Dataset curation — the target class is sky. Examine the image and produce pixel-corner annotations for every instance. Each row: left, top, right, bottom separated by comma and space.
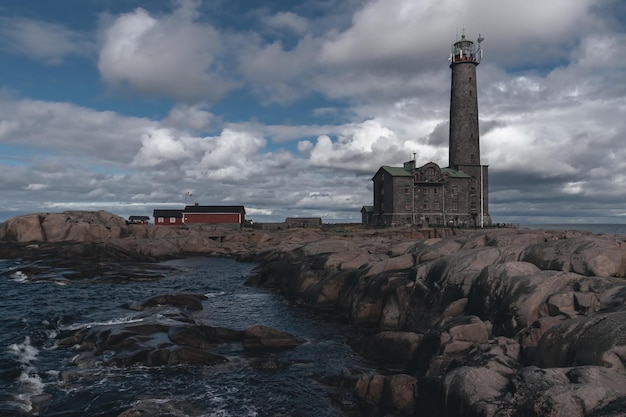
0, 0, 625, 225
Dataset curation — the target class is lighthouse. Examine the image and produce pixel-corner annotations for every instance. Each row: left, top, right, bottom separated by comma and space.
364, 32, 491, 228
448, 33, 490, 226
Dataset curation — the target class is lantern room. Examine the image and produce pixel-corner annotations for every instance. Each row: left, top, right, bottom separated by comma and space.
450, 33, 484, 65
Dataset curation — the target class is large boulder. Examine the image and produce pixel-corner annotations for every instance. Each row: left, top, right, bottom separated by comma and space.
0, 211, 127, 243
355, 331, 423, 370
521, 236, 626, 277
242, 325, 300, 351
354, 373, 418, 417
535, 309, 626, 370
442, 366, 509, 417
507, 366, 626, 417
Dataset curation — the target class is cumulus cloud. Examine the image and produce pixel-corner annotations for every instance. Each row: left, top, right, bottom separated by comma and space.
189, 129, 267, 181
262, 11, 309, 35
0, 17, 93, 64
161, 104, 219, 134
132, 128, 193, 168
98, 1, 239, 102
320, 0, 597, 69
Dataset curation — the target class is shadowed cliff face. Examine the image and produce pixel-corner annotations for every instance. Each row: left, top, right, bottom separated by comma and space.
3, 211, 626, 416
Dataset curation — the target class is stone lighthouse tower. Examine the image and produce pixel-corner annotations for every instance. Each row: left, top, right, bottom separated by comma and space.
448, 33, 490, 226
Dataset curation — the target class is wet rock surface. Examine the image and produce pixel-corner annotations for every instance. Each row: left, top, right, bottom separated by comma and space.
56, 297, 299, 370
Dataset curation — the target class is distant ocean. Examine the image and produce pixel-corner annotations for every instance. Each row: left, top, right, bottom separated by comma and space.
523, 224, 626, 237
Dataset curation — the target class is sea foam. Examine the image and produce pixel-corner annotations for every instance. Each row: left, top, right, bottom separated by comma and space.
8, 336, 45, 412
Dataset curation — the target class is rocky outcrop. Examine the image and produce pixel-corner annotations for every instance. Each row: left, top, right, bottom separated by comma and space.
4, 211, 626, 416
0, 211, 127, 243
57, 294, 299, 370
246, 227, 626, 416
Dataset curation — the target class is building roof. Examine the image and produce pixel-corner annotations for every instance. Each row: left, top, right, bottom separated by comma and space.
153, 209, 183, 218
378, 166, 413, 177
183, 205, 246, 214
441, 167, 472, 178
375, 163, 474, 181
128, 215, 150, 220
361, 205, 374, 213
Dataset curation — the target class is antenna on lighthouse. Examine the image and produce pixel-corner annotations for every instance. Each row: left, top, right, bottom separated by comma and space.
476, 33, 485, 62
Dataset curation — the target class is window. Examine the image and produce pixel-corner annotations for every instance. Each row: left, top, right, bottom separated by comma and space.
404, 204, 412, 211
433, 202, 440, 210
425, 167, 436, 181
170, 217, 176, 223
452, 202, 458, 211
434, 188, 438, 194
158, 217, 164, 223
404, 186, 411, 195
423, 203, 429, 211
452, 186, 458, 196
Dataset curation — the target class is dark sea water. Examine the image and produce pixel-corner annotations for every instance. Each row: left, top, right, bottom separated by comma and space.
0, 256, 374, 417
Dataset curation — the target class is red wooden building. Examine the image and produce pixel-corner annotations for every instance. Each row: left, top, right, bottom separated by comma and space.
153, 205, 245, 227
183, 205, 245, 225
153, 209, 184, 226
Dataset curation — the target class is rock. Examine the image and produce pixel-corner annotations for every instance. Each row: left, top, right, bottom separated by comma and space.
354, 373, 417, 417
357, 331, 423, 370
521, 236, 626, 277
443, 366, 509, 417
382, 374, 418, 416
0, 211, 126, 243
366, 253, 415, 276
298, 239, 359, 256
354, 373, 385, 411
242, 325, 300, 351
414, 238, 463, 263
168, 325, 244, 348
509, 366, 626, 417
535, 309, 626, 369
379, 278, 416, 330
467, 262, 578, 336
166, 346, 228, 366
0, 213, 45, 242
443, 298, 468, 319
117, 399, 198, 417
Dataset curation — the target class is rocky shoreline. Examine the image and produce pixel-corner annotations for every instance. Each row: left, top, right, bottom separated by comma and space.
2, 211, 626, 416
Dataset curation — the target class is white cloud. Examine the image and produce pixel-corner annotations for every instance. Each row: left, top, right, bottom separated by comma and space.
161, 104, 219, 134
190, 129, 267, 181
98, 1, 239, 102
320, 0, 598, 69
25, 183, 48, 191
0, 17, 93, 64
132, 128, 192, 168
0, 97, 153, 161
263, 12, 309, 35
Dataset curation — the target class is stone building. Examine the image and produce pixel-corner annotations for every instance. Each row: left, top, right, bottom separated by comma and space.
363, 33, 491, 228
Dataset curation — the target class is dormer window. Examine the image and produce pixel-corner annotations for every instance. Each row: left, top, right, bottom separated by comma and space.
425, 167, 436, 181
